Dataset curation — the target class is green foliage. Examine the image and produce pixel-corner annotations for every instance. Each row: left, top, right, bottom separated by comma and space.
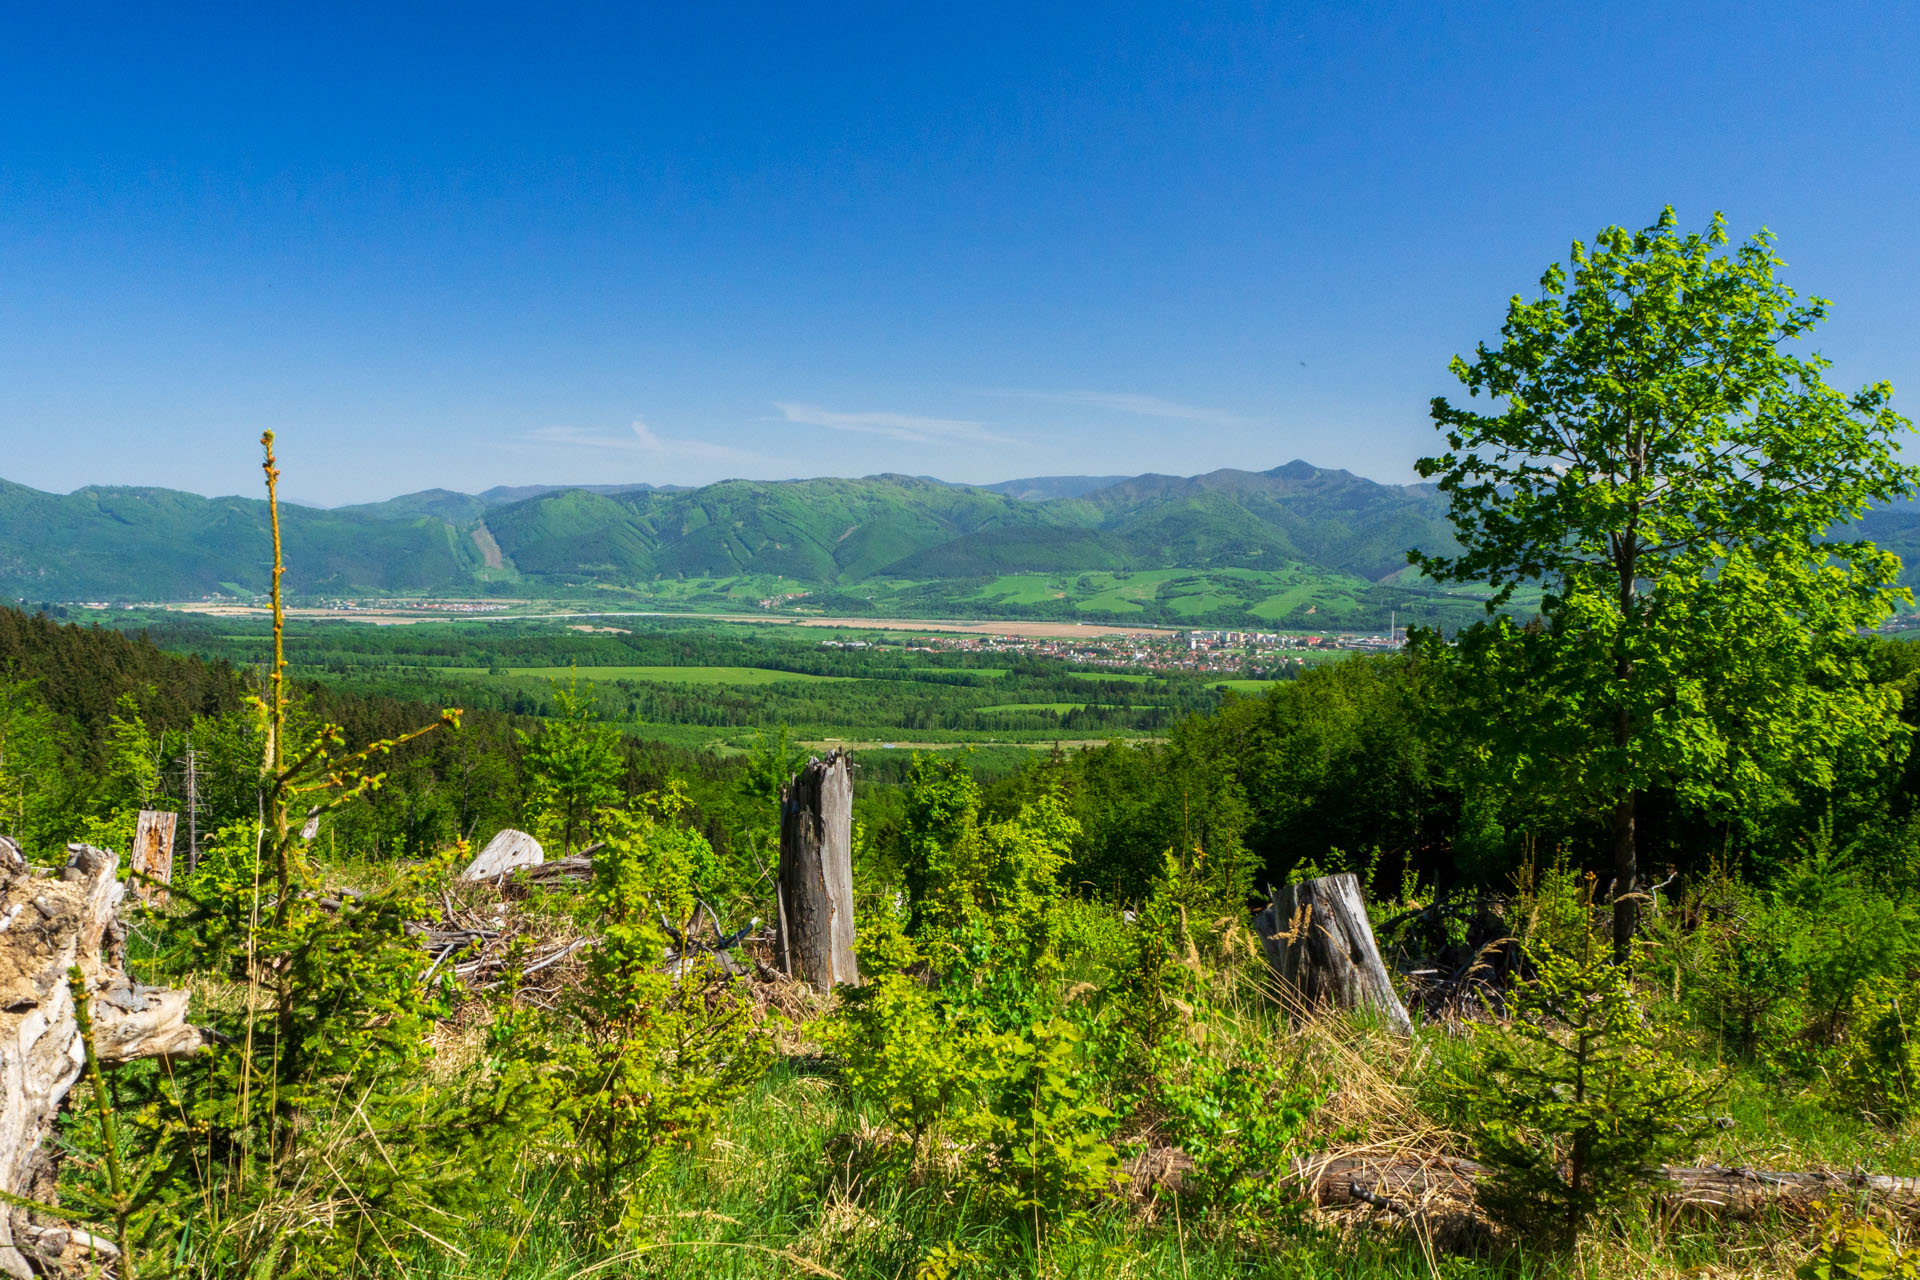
902, 753, 1075, 970
1457, 938, 1721, 1246
1211, 655, 1439, 891
1831, 979, 1920, 1123
500, 789, 776, 1240
1509, 851, 1595, 959
73, 690, 163, 853
1798, 1208, 1920, 1280
832, 976, 976, 1147
1152, 1019, 1318, 1227
77, 433, 540, 1278
517, 672, 625, 853
0, 676, 65, 851
832, 758, 1128, 1235
1413, 207, 1918, 955
973, 1017, 1124, 1227
1656, 869, 1809, 1057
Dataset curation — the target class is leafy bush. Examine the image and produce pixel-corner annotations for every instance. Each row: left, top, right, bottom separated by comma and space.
828, 916, 992, 1152
1832, 978, 1920, 1123
832, 756, 1127, 1236
902, 754, 1074, 970
1798, 1207, 1920, 1279
1153, 1019, 1318, 1227
974, 1017, 1124, 1228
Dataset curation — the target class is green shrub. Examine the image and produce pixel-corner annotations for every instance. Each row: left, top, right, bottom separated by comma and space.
500, 790, 777, 1241
1457, 938, 1721, 1246
833, 757, 1126, 1236
1510, 850, 1593, 958
974, 1017, 1124, 1229
1798, 1207, 1920, 1279
827, 916, 994, 1152
1152, 1019, 1318, 1228
1832, 978, 1920, 1123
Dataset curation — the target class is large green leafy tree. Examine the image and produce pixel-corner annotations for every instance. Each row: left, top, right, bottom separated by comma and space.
1411, 209, 1917, 958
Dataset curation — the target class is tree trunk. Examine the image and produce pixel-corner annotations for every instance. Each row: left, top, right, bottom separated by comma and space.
777, 752, 858, 990
0, 841, 208, 1278
1611, 791, 1637, 963
1255, 873, 1412, 1035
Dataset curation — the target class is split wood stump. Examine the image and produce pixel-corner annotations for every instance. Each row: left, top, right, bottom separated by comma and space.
1256, 872, 1413, 1035
130, 809, 177, 905
0, 840, 208, 1277
776, 751, 858, 990
460, 827, 544, 882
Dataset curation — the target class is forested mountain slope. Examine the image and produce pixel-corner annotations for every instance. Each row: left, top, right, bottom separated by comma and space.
5, 461, 1914, 613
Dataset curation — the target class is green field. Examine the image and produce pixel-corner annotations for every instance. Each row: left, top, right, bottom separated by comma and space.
128, 613, 1238, 755
445, 664, 850, 685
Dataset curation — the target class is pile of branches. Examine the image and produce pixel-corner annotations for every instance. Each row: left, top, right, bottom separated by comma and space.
409, 880, 772, 1009
1375, 896, 1524, 1022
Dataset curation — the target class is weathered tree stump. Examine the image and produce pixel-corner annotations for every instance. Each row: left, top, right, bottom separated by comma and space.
1256, 873, 1413, 1035
776, 752, 858, 990
0, 842, 208, 1278
130, 809, 176, 904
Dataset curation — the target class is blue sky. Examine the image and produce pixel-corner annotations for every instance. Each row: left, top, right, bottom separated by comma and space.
2, 3, 1915, 505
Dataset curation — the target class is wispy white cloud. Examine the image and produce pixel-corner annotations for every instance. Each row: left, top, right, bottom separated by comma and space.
976, 388, 1246, 425
773, 402, 1012, 446
524, 420, 771, 466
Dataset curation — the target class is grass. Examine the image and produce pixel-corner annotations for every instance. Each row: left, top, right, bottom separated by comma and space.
125, 845, 1910, 1280
378, 1063, 1501, 1279
368, 1000, 1863, 1280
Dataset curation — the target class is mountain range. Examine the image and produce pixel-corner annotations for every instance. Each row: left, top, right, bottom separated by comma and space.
4, 461, 1914, 629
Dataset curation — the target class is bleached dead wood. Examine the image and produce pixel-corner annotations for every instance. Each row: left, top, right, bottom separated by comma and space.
1292, 1152, 1920, 1218
459, 828, 543, 881
776, 752, 858, 990
1256, 874, 1413, 1035
0, 843, 209, 1278
519, 855, 593, 883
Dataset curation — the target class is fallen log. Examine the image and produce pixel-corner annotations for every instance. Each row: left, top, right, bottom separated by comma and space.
517, 854, 596, 884
1292, 1152, 1920, 1218
0, 842, 209, 1278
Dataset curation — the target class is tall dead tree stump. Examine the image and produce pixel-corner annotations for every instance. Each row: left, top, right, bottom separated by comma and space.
1256, 872, 1413, 1035
777, 751, 858, 990
130, 809, 176, 905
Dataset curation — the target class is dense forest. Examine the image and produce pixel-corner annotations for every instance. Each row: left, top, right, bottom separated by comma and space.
9, 598, 1920, 922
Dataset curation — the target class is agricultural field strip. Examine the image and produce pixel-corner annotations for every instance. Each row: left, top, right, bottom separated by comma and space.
440, 664, 854, 685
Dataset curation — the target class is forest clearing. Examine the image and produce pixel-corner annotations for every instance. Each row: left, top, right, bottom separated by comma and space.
3, 197, 1919, 1280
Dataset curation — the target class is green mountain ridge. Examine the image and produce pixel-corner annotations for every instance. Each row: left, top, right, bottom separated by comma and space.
7, 462, 1915, 627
